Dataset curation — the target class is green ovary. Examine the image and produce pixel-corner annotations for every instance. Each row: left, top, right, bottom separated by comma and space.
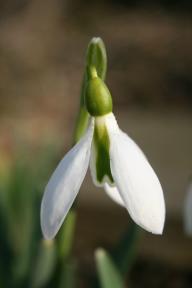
94, 121, 114, 184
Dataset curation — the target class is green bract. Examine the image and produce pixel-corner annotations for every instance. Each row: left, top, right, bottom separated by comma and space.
85, 67, 113, 117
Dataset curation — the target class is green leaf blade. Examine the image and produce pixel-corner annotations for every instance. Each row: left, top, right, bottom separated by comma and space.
95, 248, 124, 288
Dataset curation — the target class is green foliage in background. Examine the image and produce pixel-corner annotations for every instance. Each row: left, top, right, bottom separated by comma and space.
0, 148, 54, 287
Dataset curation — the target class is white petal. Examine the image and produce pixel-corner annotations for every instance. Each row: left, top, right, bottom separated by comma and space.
40, 119, 94, 239
104, 183, 125, 207
183, 181, 192, 236
106, 114, 165, 234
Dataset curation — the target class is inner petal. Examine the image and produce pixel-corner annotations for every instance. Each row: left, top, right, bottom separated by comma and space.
90, 116, 114, 186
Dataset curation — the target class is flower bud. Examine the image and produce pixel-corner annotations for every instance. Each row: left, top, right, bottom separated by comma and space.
85, 67, 113, 116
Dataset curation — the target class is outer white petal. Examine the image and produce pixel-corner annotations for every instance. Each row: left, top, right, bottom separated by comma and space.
105, 113, 165, 234
41, 119, 94, 239
183, 181, 192, 236
104, 183, 125, 207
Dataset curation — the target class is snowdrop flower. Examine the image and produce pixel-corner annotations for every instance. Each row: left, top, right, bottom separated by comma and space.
183, 180, 192, 236
41, 67, 165, 240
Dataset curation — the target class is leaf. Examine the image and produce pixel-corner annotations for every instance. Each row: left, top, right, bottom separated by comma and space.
57, 260, 77, 288
57, 209, 76, 260
95, 248, 124, 288
31, 240, 57, 288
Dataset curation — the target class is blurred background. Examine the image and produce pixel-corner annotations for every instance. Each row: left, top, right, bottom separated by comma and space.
0, 0, 192, 287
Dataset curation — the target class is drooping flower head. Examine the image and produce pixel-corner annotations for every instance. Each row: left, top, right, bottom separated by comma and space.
41, 39, 165, 240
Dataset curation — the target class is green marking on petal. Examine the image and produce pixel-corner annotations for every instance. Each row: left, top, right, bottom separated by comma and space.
93, 117, 114, 184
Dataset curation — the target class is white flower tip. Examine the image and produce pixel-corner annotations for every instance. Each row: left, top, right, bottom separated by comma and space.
149, 217, 165, 235
41, 224, 53, 241
40, 205, 57, 240
138, 203, 166, 235
139, 219, 165, 235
